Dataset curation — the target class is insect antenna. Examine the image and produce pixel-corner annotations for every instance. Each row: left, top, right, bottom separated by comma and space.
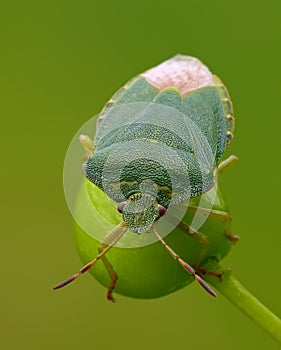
152, 225, 216, 297
53, 222, 127, 290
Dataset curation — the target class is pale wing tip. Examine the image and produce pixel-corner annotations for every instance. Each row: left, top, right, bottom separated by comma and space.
142, 54, 215, 95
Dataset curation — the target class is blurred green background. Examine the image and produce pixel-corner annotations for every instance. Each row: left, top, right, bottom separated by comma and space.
1, 0, 280, 349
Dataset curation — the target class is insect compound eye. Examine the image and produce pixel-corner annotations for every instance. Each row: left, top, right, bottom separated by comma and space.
157, 205, 167, 217
117, 202, 126, 213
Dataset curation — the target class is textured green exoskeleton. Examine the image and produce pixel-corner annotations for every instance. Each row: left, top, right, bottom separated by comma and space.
54, 55, 236, 300
84, 55, 234, 233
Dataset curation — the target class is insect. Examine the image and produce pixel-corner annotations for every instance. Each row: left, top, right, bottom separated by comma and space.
54, 55, 237, 301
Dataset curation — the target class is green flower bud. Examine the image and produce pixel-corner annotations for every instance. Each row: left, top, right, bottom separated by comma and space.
74, 179, 233, 299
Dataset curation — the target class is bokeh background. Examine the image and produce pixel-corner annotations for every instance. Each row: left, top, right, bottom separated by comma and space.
1, 0, 280, 349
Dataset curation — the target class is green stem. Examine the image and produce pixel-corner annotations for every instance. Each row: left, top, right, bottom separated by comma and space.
204, 261, 281, 344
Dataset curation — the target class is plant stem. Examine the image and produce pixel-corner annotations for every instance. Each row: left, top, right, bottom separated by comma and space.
204, 261, 281, 344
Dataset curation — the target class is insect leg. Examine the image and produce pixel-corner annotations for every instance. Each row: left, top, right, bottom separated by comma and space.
224, 222, 240, 243
97, 242, 119, 302
175, 220, 213, 274
216, 155, 238, 175
152, 225, 216, 297
166, 211, 209, 247
79, 134, 95, 154
165, 212, 222, 278
53, 222, 127, 291
186, 206, 239, 243
187, 205, 231, 222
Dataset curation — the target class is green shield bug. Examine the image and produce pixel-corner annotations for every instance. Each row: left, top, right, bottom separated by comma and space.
54, 55, 238, 301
